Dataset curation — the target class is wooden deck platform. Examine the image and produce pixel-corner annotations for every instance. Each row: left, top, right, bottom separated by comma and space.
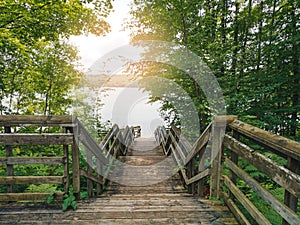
0, 137, 239, 225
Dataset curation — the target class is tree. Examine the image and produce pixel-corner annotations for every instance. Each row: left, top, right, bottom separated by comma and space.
127, 0, 299, 139
0, 0, 112, 115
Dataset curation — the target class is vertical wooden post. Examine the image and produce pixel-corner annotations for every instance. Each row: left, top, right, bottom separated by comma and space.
187, 161, 193, 194
96, 158, 103, 195
62, 127, 70, 194
282, 157, 299, 225
4, 126, 13, 193
230, 130, 239, 198
86, 147, 93, 198
197, 148, 207, 197
71, 125, 80, 201
210, 116, 225, 199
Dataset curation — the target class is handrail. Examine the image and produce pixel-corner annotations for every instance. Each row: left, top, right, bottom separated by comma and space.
155, 115, 300, 225
0, 115, 135, 202
71, 118, 135, 199
0, 115, 74, 201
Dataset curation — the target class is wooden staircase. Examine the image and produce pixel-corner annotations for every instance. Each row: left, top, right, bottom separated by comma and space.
0, 137, 238, 224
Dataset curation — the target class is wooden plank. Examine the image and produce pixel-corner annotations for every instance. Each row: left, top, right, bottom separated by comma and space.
71, 125, 80, 200
214, 115, 238, 127
225, 157, 300, 225
0, 176, 64, 184
0, 157, 64, 165
77, 120, 108, 163
4, 126, 14, 193
185, 122, 211, 165
186, 168, 210, 185
170, 133, 186, 162
0, 134, 73, 145
62, 127, 70, 195
221, 192, 252, 225
80, 170, 104, 185
224, 135, 300, 198
283, 157, 300, 225
210, 124, 224, 199
171, 144, 189, 184
223, 175, 272, 225
0, 115, 73, 126
100, 124, 119, 151
86, 148, 93, 197
229, 120, 300, 161
0, 192, 64, 201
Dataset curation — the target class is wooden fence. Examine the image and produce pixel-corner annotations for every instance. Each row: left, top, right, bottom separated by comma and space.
155, 115, 300, 225
0, 115, 134, 201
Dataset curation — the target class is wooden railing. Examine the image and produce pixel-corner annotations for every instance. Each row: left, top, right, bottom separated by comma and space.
0, 115, 134, 201
155, 115, 300, 225
74, 118, 134, 199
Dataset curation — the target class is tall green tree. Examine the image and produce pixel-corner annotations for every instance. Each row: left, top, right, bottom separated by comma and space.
128, 0, 299, 138
0, 0, 112, 115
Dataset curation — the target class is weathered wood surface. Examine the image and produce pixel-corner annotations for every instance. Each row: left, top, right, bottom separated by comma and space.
0, 115, 73, 126
225, 157, 300, 225
0, 134, 74, 145
223, 175, 272, 225
224, 134, 300, 198
0, 192, 64, 201
0, 176, 64, 185
0, 157, 64, 165
229, 119, 300, 161
0, 137, 238, 225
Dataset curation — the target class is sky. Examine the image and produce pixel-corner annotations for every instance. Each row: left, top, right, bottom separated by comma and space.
69, 0, 165, 136
69, 0, 132, 71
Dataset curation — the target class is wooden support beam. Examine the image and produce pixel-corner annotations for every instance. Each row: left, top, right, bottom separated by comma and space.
210, 119, 225, 199
283, 157, 300, 225
71, 126, 80, 201
185, 122, 211, 165
86, 148, 93, 198
223, 175, 272, 225
0, 157, 64, 165
224, 135, 300, 198
0, 192, 64, 201
229, 120, 300, 161
4, 126, 13, 193
0, 115, 73, 127
62, 127, 70, 196
221, 192, 251, 225
0, 134, 73, 145
225, 157, 300, 225
0, 176, 64, 184
80, 170, 104, 185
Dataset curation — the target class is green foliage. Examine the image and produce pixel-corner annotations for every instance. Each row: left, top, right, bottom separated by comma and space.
0, 0, 112, 115
25, 184, 57, 193
127, 0, 300, 140
62, 186, 77, 211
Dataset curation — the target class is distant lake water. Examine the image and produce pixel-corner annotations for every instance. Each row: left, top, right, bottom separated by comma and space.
99, 87, 165, 137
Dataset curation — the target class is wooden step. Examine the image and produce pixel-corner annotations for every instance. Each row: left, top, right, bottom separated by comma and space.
0, 137, 239, 225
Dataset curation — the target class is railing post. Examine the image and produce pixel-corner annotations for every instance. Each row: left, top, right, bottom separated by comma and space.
71, 124, 80, 201
62, 127, 70, 195
230, 130, 239, 198
197, 148, 207, 197
96, 158, 103, 195
86, 147, 93, 198
210, 116, 225, 199
4, 126, 13, 193
282, 157, 299, 225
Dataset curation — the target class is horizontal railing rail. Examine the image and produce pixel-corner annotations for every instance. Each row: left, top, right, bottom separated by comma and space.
0, 115, 74, 201
0, 115, 135, 202
223, 120, 300, 225
73, 119, 134, 198
155, 115, 300, 225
